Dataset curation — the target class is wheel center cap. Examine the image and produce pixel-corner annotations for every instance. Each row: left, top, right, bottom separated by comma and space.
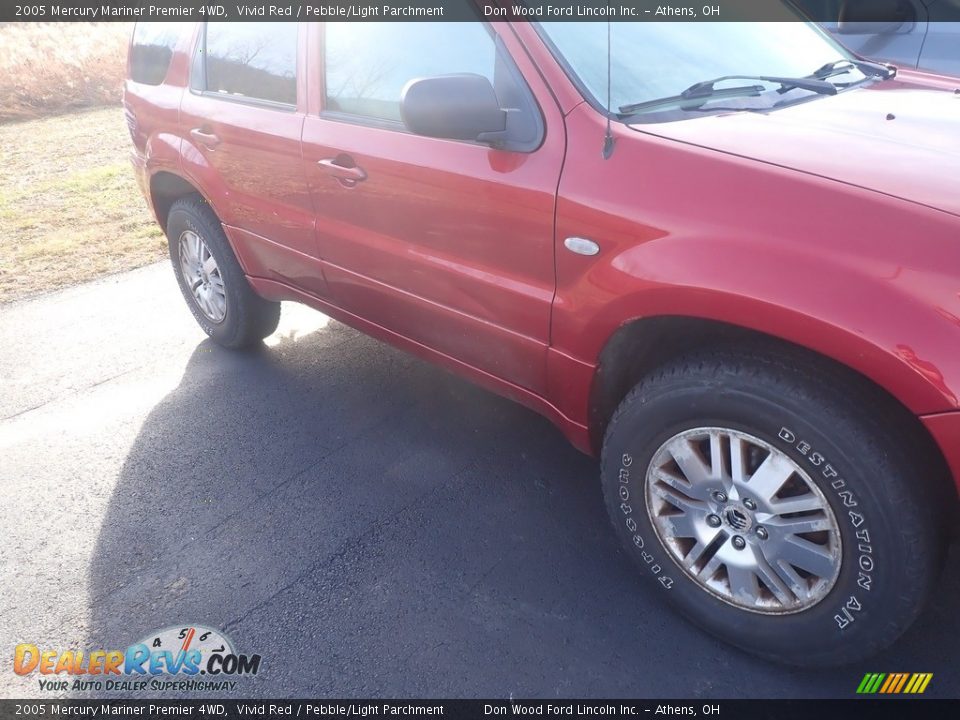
725, 506, 753, 532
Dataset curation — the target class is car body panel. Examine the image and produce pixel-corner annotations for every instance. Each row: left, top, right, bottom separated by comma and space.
922, 411, 960, 488
299, 115, 560, 391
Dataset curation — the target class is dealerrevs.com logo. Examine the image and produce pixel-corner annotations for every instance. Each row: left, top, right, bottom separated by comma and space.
14, 625, 261, 693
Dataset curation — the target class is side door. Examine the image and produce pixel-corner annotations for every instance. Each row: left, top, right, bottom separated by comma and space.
300, 20, 565, 394
179, 22, 327, 297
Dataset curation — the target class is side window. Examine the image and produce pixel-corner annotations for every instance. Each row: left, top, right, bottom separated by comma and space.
324, 22, 496, 122
130, 22, 184, 85
200, 23, 298, 106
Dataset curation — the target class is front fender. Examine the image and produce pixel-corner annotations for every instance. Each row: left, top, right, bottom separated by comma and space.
553, 107, 960, 420
566, 236, 959, 416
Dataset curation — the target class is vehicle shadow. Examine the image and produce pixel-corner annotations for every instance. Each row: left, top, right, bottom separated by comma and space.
85, 317, 960, 698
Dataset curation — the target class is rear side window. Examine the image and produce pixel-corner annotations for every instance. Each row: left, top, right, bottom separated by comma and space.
130, 23, 183, 85
201, 23, 298, 106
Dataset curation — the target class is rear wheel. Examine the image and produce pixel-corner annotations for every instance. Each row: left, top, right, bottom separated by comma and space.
601, 348, 945, 666
166, 197, 280, 348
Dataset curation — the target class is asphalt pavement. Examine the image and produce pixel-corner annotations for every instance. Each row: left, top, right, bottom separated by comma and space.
2, 262, 959, 699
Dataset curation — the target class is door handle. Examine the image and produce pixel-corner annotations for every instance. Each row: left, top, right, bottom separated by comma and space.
317, 156, 367, 187
190, 128, 221, 150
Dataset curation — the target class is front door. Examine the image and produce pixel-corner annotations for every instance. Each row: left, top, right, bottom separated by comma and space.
301, 20, 565, 393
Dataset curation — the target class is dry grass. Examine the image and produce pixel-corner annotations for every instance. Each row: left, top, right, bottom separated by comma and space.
0, 107, 167, 303
0, 23, 131, 122
0, 24, 165, 302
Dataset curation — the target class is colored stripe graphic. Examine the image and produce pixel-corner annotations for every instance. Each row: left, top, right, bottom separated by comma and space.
893, 673, 910, 693
879, 674, 896, 693
856, 673, 885, 694
857, 673, 933, 694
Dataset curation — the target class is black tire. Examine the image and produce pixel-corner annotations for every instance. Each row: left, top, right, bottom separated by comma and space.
600, 347, 945, 666
166, 196, 280, 349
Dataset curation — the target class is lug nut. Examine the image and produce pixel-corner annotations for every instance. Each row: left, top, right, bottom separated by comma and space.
713, 491, 727, 503
706, 514, 721, 528
756, 527, 768, 540
732, 536, 746, 550
743, 498, 756, 510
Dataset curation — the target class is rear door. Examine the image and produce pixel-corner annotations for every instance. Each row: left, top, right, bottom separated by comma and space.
180, 22, 327, 297
301, 20, 565, 393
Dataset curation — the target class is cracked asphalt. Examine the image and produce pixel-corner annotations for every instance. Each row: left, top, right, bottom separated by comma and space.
2, 262, 959, 699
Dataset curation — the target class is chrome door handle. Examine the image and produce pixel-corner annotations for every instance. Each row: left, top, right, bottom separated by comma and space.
317, 157, 367, 187
190, 128, 221, 150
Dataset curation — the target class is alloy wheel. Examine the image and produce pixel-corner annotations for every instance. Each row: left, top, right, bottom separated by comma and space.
645, 427, 841, 614
178, 229, 226, 323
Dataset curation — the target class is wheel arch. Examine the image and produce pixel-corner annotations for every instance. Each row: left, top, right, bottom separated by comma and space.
149, 171, 207, 232
588, 315, 958, 530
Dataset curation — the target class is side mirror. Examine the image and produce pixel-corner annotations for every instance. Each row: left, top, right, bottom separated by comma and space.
838, 0, 914, 34
400, 74, 507, 144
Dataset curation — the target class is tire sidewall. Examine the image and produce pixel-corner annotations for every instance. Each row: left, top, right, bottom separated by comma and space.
602, 377, 926, 664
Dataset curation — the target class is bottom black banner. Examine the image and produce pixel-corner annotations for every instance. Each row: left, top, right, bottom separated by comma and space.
2, 700, 960, 720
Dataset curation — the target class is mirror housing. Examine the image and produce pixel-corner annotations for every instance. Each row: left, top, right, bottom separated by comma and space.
400, 74, 507, 144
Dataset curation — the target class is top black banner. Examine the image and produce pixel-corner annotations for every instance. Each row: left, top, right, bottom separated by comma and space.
1, 0, 929, 23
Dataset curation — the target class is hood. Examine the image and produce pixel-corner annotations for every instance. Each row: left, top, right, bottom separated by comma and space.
635, 82, 960, 218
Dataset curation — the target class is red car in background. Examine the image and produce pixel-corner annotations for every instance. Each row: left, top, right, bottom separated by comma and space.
124, 12, 960, 666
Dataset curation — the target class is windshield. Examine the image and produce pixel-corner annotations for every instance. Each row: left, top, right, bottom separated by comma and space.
538, 20, 867, 121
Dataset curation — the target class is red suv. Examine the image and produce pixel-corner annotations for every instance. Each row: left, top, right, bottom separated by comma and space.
124, 15, 960, 666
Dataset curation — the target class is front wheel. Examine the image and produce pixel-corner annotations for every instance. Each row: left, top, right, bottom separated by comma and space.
601, 349, 945, 666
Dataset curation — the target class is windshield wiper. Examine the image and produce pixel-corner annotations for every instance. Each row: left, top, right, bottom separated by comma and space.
812, 58, 897, 81
619, 74, 837, 116
683, 75, 839, 99
619, 84, 766, 115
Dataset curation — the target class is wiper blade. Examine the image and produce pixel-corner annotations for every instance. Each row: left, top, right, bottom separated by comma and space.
812, 58, 897, 80
681, 75, 839, 99
619, 84, 765, 115
618, 74, 839, 117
